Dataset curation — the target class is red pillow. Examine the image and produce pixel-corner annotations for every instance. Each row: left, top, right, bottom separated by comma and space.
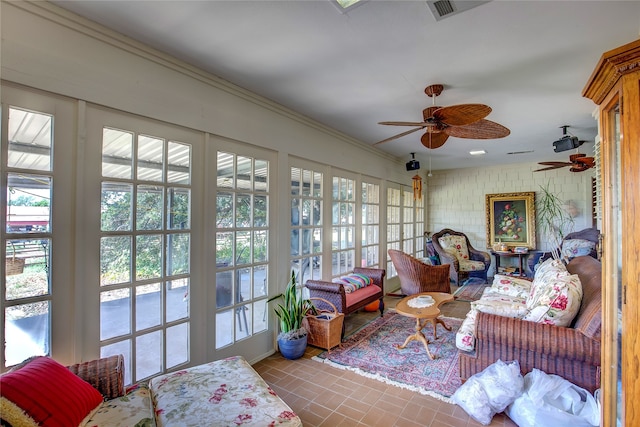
0, 356, 103, 426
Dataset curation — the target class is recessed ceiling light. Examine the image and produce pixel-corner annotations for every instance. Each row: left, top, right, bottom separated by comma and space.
469, 150, 487, 156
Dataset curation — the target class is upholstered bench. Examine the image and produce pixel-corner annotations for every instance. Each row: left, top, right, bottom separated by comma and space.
305, 267, 386, 337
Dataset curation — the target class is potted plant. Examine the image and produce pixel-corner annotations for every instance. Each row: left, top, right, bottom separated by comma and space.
267, 270, 314, 360
537, 181, 574, 260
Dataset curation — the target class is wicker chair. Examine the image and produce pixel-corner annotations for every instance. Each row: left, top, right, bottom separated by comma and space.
431, 228, 491, 285
388, 249, 451, 296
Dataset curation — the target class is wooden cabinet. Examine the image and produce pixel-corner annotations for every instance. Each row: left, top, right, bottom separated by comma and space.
583, 38, 640, 427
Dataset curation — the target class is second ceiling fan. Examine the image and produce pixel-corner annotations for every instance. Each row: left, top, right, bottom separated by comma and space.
374, 84, 510, 149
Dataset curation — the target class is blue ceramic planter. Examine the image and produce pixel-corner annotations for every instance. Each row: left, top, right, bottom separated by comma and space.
277, 335, 307, 360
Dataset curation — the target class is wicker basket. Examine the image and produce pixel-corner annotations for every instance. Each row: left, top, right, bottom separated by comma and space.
304, 297, 344, 351
5, 243, 25, 276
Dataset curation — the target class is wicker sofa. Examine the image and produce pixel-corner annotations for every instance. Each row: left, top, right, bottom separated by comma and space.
305, 267, 385, 337
1, 354, 301, 426
458, 255, 602, 393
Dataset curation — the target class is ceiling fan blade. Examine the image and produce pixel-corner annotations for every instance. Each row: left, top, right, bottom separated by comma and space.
378, 121, 429, 127
420, 132, 448, 149
570, 164, 592, 172
432, 104, 492, 126
534, 164, 570, 172
537, 161, 574, 167
575, 156, 595, 167
443, 119, 511, 139
372, 127, 423, 146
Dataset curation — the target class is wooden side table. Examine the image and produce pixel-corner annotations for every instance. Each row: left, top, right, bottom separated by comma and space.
491, 250, 531, 277
394, 292, 454, 359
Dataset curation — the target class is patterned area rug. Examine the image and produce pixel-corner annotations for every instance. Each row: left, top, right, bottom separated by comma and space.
453, 281, 490, 302
312, 312, 462, 402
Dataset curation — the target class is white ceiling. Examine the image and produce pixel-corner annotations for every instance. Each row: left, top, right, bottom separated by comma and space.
51, 0, 640, 171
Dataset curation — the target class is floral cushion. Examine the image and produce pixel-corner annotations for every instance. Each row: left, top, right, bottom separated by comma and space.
488, 275, 532, 299
83, 383, 155, 426
527, 258, 569, 306
456, 310, 478, 352
459, 259, 487, 272
333, 273, 373, 294
149, 355, 301, 427
438, 235, 470, 262
523, 274, 583, 326
561, 238, 596, 261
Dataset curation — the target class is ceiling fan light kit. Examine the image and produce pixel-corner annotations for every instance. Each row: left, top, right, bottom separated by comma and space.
374, 84, 510, 149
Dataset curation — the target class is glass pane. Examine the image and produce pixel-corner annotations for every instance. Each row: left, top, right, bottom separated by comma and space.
235, 231, 251, 264
313, 172, 322, 197
8, 107, 53, 171
136, 235, 162, 280
6, 173, 51, 234
102, 128, 133, 179
303, 170, 313, 197
136, 331, 162, 380
100, 236, 131, 286
253, 301, 268, 334
236, 267, 250, 305
253, 266, 267, 298
101, 182, 132, 232
101, 289, 130, 340
236, 156, 252, 190
166, 323, 189, 368
312, 200, 322, 226
254, 159, 268, 192
215, 309, 233, 349
167, 233, 190, 276
167, 141, 191, 184
254, 195, 267, 227
136, 185, 163, 230
137, 135, 164, 182
290, 167, 301, 196
216, 193, 233, 229
236, 304, 251, 338
216, 232, 233, 266
253, 230, 267, 263
5, 302, 50, 366
5, 239, 50, 299
166, 279, 189, 322
136, 283, 161, 331
235, 194, 251, 227
101, 340, 132, 385
332, 177, 339, 199
216, 270, 233, 309
167, 188, 190, 230
217, 152, 234, 188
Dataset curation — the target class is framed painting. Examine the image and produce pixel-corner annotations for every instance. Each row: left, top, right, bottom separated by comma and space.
485, 192, 536, 249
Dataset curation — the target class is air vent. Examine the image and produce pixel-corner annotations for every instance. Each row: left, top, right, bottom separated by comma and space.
426, 0, 491, 21
506, 150, 534, 155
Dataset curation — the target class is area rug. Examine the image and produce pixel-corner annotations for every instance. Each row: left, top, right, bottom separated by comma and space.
312, 312, 462, 402
453, 280, 489, 302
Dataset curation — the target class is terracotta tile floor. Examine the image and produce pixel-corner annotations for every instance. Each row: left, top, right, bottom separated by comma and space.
253, 285, 519, 427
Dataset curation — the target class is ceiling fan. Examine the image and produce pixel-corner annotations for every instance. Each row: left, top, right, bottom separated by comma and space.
534, 153, 595, 173
373, 84, 510, 149
534, 126, 595, 172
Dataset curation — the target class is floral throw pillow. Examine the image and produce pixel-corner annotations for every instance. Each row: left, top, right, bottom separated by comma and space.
523, 274, 583, 326
561, 238, 596, 261
489, 275, 532, 299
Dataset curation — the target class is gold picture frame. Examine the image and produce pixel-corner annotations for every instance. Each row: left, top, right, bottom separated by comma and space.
486, 192, 536, 249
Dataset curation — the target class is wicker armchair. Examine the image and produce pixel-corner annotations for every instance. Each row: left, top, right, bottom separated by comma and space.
431, 228, 491, 285
67, 354, 125, 399
388, 249, 451, 296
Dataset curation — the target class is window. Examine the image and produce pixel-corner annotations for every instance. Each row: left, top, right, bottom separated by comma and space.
215, 152, 269, 349
332, 175, 355, 277
361, 181, 380, 267
386, 185, 401, 278
99, 127, 192, 383
2, 107, 54, 367
290, 167, 322, 284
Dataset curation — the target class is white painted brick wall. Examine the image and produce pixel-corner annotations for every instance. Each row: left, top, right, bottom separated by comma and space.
426, 161, 593, 253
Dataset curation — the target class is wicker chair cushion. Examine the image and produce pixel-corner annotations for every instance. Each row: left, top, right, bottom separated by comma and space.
438, 235, 470, 261
459, 259, 487, 272
0, 356, 103, 427
561, 239, 597, 261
